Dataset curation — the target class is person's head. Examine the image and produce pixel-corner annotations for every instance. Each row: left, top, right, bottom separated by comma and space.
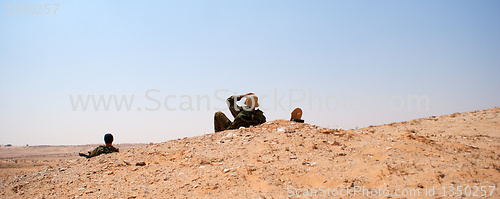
104, 133, 114, 145
244, 94, 259, 109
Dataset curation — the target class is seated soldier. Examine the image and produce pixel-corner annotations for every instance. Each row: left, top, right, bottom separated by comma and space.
79, 133, 119, 158
214, 93, 266, 132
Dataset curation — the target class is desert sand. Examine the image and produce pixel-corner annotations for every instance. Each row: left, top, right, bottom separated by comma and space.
1, 108, 499, 198
0, 144, 145, 180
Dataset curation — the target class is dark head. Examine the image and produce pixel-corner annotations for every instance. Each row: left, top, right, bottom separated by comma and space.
104, 133, 114, 145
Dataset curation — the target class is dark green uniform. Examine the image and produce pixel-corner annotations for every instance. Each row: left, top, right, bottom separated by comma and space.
214, 95, 266, 132
88, 145, 119, 158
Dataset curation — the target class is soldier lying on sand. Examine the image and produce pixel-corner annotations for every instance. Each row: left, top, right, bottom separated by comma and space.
79, 133, 119, 158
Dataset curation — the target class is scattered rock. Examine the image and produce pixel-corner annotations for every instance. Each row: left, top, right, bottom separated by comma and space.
136, 161, 146, 166
123, 160, 131, 165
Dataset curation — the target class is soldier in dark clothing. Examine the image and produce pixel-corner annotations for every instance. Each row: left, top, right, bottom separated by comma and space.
79, 133, 119, 158
214, 93, 266, 132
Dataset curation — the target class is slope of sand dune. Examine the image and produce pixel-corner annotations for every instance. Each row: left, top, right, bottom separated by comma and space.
1, 108, 499, 198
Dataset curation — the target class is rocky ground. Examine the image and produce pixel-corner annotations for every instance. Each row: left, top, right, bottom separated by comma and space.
1, 108, 499, 198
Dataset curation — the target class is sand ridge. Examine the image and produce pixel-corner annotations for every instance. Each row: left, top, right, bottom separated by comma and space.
1, 108, 499, 198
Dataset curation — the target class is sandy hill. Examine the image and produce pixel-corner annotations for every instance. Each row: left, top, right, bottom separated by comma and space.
1, 108, 499, 198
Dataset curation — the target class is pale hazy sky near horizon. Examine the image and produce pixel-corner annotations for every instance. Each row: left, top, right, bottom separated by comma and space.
1, 0, 499, 146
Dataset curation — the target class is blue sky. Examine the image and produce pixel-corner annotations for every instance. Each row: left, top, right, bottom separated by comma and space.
1, 0, 499, 145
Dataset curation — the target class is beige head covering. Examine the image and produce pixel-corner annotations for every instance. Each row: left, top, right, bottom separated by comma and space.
244, 94, 259, 108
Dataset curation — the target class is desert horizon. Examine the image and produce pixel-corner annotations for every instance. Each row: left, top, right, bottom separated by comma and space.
0, 107, 485, 148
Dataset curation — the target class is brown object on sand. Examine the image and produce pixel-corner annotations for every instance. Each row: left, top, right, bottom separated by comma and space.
290, 108, 304, 123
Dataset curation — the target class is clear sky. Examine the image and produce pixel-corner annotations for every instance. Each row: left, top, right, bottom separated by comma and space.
1, 0, 499, 145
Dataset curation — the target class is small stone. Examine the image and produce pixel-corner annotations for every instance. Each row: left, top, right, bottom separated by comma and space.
123, 160, 130, 165
136, 161, 146, 166
285, 130, 296, 133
